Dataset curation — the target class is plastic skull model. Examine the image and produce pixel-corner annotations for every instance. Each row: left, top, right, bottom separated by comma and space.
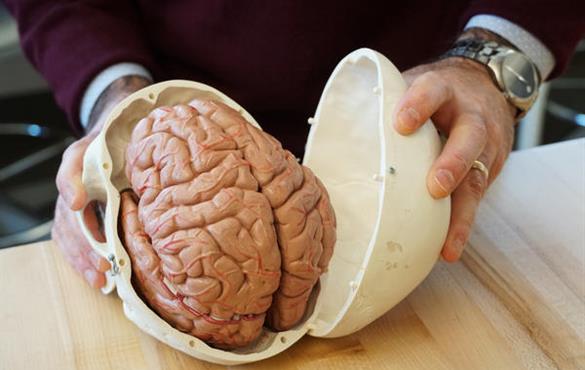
119, 99, 336, 348
75, 48, 450, 365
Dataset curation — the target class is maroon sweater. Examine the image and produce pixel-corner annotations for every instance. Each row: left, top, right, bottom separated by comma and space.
5, 1, 585, 155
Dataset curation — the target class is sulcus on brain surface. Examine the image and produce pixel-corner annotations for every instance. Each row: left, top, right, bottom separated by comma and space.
119, 99, 336, 349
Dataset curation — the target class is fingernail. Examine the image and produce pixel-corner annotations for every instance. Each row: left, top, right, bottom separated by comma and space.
84, 269, 98, 286
97, 258, 111, 273
70, 183, 86, 211
396, 107, 420, 132
89, 250, 110, 272
433, 169, 455, 196
444, 236, 466, 262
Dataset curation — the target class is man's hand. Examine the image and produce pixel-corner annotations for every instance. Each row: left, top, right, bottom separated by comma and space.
52, 76, 150, 288
395, 57, 516, 262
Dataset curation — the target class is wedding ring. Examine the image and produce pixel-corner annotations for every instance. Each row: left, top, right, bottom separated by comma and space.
471, 160, 489, 179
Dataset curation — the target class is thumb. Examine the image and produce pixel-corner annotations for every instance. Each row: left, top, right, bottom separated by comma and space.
56, 137, 92, 210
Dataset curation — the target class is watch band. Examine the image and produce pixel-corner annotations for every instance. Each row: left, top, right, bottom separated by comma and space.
442, 39, 503, 65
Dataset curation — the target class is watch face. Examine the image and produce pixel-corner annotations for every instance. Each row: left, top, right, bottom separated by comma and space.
501, 53, 538, 100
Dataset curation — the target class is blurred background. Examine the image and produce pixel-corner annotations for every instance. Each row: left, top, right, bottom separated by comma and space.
0, 3, 584, 249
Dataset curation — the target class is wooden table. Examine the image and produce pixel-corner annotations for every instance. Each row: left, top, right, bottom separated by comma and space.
1, 139, 584, 370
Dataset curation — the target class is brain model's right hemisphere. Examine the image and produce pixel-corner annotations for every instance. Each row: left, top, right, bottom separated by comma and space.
119, 99, 336, 349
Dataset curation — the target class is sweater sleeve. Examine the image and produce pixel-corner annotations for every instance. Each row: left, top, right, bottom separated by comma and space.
462, 0, 585, 79
3, 0, 158, 133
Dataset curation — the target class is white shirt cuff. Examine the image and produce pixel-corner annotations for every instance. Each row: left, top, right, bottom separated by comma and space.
465, 14, 555, 79
79, 63, 152, 128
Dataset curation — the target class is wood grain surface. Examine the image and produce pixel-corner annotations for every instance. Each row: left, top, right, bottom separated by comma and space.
1, 139, 583, 370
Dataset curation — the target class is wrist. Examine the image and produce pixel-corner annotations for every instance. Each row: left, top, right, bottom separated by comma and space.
85, 76, 151, 135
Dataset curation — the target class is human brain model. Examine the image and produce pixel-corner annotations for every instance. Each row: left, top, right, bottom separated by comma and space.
119, 99, 336, 349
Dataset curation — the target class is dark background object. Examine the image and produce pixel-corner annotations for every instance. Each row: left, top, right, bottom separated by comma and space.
0, 3, 583, 248
544, 45, 585, 142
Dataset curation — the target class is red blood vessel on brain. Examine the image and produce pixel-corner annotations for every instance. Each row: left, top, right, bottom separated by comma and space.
120, 99, 336, 349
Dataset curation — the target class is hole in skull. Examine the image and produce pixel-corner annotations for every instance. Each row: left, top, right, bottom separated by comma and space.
118, 259, 126, 267
280, 336, 287, 344
148, 93, 155, 100
83, 200, 107, 243
189, 340, 196, 348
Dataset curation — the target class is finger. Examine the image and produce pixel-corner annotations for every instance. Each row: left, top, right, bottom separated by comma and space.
489, 149, 508, 185
67, 241, 108, 288
401, 71, 417, 86
394, 71, 453, 135
441, 152, 494, 262
77, 204, 110, 277
83, 269, 107, 289
55, 228, 106, 288
56, 138, 90, 210
53, 197, 108, 288
427, 113, 487, 198
80, 203, 110, 272
88, 250, 111, 273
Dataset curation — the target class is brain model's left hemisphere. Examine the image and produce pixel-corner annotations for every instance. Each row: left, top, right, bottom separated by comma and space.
119, 99, 336, 349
